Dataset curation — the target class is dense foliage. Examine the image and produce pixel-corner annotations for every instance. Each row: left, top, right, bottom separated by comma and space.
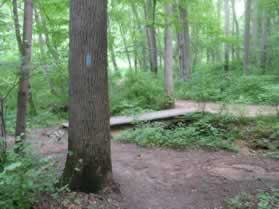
0, 143, 56, 209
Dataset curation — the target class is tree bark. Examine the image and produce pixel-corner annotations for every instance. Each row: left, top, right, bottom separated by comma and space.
164, 3, 173, 98
243, 0, 252, 74
144, 0, 158, 74
224, 0, 230, 71
177, 1, 191, 81
62, 0, 112, 193
15, 0, 33, 137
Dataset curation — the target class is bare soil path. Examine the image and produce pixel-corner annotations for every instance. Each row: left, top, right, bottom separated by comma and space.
27, 127, 279, 209
175, 100, 279, 117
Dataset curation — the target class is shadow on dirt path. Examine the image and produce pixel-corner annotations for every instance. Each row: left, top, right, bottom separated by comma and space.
27, 127, 279, 209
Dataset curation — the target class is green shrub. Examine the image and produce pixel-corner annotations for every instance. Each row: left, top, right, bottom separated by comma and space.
114, 113, 239, 151
0, 142, 57, 209
176, 64, 279, 105
110, 71, 172, 115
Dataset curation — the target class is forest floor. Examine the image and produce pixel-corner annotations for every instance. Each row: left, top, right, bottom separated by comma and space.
26, 125, 279, 209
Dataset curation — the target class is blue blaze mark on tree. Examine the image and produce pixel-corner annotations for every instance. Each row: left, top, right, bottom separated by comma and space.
86, 53, 92, 66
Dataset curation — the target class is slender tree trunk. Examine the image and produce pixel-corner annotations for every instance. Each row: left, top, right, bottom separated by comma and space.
38, 11, 61, 68
62, 0, 112, 193
0, 98, 6, 155
243, 0, 252, 74
144, 0, 158, 74
119, 24, 132, 71
177, 1, 191, 80
0, 99, 6, 139
131, 2, 147, 70
231, 0, 240, 60
164, 3, 173, 98
252, 0, 259, 64
34, 9, 56, 95
109, 42, 119, 72
12, 0, 23, 55
260, 9, 268, 71
216, 0, 223, 62
15, 0, 33, 137
224, 0, 230, 71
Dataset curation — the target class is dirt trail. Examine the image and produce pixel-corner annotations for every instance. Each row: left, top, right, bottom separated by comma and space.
175, 100, 279, 117
28, 127, 279, 209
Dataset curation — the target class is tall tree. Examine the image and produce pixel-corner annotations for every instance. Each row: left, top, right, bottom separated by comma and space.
164, 3, 173, 98
130, 1, 148, 70
231, 0, 240, 60
62, 0, 112, 192
243, 0, 252, 74
144, 0, 158, 74
224, 0, 230, 71
252, 0, 259, 63
13, 0, 33, 137
34, 9, 55, 95
176, 0, 191, 80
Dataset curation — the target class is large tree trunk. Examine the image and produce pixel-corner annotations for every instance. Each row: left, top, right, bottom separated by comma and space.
260, 9, 268, 71
243, 0, 252, 74
144, 0, 158, 74
177, 1, 191, 81
164, 3, 173, 98
62, 0, 112, 193
15, 0, 33, 137
224, 0, 230, 71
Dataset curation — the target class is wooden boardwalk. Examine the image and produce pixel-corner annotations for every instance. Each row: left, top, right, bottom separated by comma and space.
63, 100, 279, 128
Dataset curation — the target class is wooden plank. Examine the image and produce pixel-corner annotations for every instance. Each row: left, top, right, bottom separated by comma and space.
62, 108, 194, 128
62, 101, 279, 129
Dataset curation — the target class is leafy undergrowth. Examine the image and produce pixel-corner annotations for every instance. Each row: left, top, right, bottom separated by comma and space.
114, 113, 241, 151
225, 191, 279, 209
114, 113, 279, 155
110, 71, 174, 116
0, 142, 123, 209
0, 142, 57, 209
176, 64, 279, 105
